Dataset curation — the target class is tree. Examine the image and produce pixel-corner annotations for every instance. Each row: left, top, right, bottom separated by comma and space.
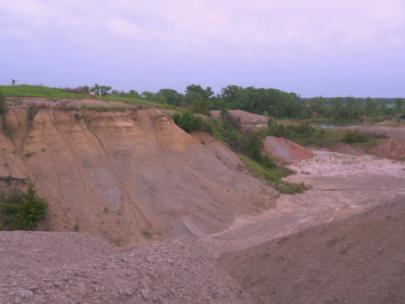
90, 84, 112, 96
158, 89, 184, 106
11, 79, 16, 86
395, 99, 404, 113
185, 84, 214, 104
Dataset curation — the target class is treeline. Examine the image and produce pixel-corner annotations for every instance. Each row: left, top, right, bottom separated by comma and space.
67, 84, 405, 120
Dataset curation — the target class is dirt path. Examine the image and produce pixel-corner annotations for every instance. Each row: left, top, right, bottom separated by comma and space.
204, 151, 405, 257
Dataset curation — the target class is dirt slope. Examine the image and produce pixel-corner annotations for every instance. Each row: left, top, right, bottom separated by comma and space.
263, 136, 314, 163
1, 102, 275, 244
0, 232, 254, 304
220, 196, 405, 304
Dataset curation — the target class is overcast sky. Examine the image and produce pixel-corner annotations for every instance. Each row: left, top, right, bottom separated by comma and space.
0, 0, 404, 97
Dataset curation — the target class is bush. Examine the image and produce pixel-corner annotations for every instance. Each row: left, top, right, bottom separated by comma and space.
342, 130, 369, 144
173, 112, 210, 133
266, 123, 341, 147
0, 185, 48, 230
27, 104, 38, 121
0, 91, 6, 115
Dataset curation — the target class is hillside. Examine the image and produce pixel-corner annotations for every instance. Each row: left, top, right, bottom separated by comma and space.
0, 99, 276, 245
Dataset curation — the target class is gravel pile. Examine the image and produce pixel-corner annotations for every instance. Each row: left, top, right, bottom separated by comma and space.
0, 232, 252, 304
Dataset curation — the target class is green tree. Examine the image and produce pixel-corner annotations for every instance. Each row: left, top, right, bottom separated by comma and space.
158, 89, 184, 106
185, 84, 214, 104
396, 99, 404, 112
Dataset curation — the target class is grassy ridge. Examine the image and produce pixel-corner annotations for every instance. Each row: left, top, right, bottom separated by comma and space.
0, 85, 86, 99
0, 85, 176, 110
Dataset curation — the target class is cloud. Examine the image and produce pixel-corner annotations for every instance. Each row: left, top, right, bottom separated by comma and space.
0, 0, 404, 95
1, 0, 403, 54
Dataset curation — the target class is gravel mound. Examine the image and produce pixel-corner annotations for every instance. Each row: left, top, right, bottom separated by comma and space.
220, 196, 405, 304
0, 232, 253, 304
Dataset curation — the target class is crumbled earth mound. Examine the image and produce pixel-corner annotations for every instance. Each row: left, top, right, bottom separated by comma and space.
210, 110, 268, 131
0, 232, 253, 304
1, 101, 275, 244
263, 136, 314, 163
332, 143, 364, 156
220, 196, 405, 304
371, 139, 405, 160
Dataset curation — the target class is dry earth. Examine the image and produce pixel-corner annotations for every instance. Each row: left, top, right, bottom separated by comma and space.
263, 136, 314, 163
0, 232, 254, 304
1, 100, 275, 245
1, 100, 405, 303
220, 195, 405, 304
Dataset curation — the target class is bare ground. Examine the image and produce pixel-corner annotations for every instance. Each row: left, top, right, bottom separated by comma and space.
1, 101, 405, 303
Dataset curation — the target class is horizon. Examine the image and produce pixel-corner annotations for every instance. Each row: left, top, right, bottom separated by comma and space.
1, 83, 404, 100
1, 0, 404, 98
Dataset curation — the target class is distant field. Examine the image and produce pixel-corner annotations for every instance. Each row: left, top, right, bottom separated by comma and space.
0, 85, 176, 109
0, 85, 87, 99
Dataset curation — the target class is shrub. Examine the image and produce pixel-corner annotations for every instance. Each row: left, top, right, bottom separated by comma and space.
27, 104, 38, 121
342, 130, 369, 144
0, 185, 48, 230
173, 111, 210, 133
0, 91, 6, 115
266, 123, 341, 147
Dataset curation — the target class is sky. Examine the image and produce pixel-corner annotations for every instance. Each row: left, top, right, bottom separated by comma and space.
0, 0, 404, 97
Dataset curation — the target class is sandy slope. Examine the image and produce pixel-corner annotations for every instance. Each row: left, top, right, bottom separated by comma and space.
1, 104, 275, 244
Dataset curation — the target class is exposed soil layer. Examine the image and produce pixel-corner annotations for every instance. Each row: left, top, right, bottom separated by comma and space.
263, 136, 314, 163
1, 103, 276, 245
220, 196, 405, 304
0, 232, 254, 304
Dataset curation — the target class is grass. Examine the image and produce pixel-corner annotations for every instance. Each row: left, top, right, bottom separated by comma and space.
266, 123, 343, 148
239, 155, 308, 194
0, 85, 86, 99
0, 85, 177, 110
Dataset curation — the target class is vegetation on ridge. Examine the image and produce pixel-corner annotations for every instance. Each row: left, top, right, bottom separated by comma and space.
173, 110, 307, 194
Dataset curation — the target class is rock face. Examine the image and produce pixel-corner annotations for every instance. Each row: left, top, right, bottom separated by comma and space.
263, 136, 314, 163
0, 104, 275, 244
219, 196, 405, 304
0, 232, 254, 304
210, 110, 269, 131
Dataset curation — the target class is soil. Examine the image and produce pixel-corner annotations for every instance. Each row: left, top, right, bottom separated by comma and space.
1, 104, 276, 245
0, 232, 254, 304
220, 195, 405, 304
1, 99, 405, 303
263, 136, 314, 163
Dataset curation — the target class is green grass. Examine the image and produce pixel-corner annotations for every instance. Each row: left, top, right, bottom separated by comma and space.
0, 85, 86, 99
265, 123, 342, 148
0, 85, 177, 110
239, 155, 308, 194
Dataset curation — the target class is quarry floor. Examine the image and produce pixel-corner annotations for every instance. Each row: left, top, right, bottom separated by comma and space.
2, 148, 405, 303
204, 150, 405, 257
